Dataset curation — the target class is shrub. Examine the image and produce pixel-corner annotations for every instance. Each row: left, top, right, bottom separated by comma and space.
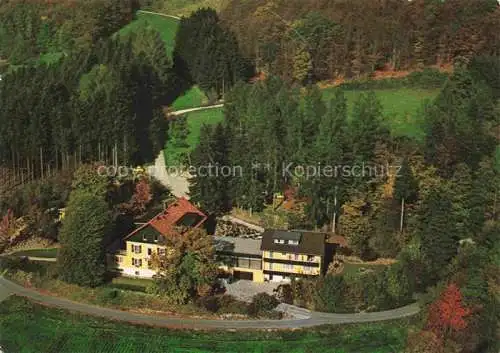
96, 288, 122, 305
407, 68, 447, 88
289, 278, 316, 308
314, 275, 347, 312
217, 295, 248, 315
196, 295, 221, 313
274, 283, 293, 304
8, 270, 34, 286
248, 293, 279, 317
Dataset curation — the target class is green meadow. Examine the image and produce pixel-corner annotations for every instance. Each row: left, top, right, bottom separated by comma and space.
164, 108, 224, 166
325, 87, 440, 141
0, 296, 409, 353
117, 12, 179, 57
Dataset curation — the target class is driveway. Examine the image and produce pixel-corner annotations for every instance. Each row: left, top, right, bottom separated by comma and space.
0, 276, 419, 329
224, 279, 282, 302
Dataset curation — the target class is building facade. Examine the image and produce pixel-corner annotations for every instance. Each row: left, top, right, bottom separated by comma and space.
111, 198, 328, 283
111, 197, 207, 278
260, 230, 327, 282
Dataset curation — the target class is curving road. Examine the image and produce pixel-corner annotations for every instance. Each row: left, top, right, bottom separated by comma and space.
0, 276, 419, 330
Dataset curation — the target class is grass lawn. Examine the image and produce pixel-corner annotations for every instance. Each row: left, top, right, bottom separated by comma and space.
171, 85, 208, 110
38, 52, 64, 65
108, 276, 153, 292
322, 87, 440, 141
342, 263, 388, 278
0, 296, 410, 353
164, 107, 224, 166
117, 12, 179, 57
10, 248, 58, 258
158, 0, 231, 17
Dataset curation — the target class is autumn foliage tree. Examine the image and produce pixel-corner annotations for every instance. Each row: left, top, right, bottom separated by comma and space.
150, 228, 218, 304
129, 178, 152, 214
427, 283, 472, 340
0, 209, 15, 253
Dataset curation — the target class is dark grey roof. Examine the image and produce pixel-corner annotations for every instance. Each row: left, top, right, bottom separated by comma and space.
213, 236, 262, 256
260, 230, 326, 256
272, 230, 301, 241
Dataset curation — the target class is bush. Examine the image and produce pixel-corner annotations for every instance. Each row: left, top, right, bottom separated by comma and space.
407, 68, 448, 88
248, 293, 279, 317
314, 275, 347, 313
96, 288, 122, 305
274, 284, 293, 304
290, 278, 316, 309
196, 295, 221, 313
217, 295, 248, 315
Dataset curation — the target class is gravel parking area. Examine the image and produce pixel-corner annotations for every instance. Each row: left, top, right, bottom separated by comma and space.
223, 279, 283, 302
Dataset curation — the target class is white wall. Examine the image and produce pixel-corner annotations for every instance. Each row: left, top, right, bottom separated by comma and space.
121, 267, 156, 278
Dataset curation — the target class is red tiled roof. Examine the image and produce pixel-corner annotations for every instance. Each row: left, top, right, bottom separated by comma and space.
125, 197, 207, 240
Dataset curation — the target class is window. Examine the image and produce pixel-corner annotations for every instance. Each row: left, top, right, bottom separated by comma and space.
142, 234, 147, 241
307, 255, 314, 262
284, 264, 293, 271
147, 260, 153, 269
132, 258, 142, 267
147, 248, 152, 256
273, 239, 285, 244
158, 248, 166, 256
132, 245, 142, 254
294, 254, 299, 261
115, 256, 123, 264
154, 235, 159, 243
269, 251, 273, 258
288, 240, 299, 245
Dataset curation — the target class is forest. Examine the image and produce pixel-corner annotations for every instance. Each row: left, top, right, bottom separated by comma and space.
219, 0, 500, 82
0, 1, 498, 353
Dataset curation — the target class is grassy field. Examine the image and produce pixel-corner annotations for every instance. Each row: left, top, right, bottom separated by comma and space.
0, 296, 409, 353
155, 0, 231, 17
117, 12, 179, 57
171, 85, 208, 110
164, 107, 224, 166
322, 87, 440, 141
10, 248, 58, 258
342, 263, 388, 278
164, 88, 438, 166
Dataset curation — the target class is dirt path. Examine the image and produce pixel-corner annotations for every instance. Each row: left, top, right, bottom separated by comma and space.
137, 10, 181, 20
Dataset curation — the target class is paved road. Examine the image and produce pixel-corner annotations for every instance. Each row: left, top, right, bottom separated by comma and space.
147, 151, 190, 198
0, 276, 419, 329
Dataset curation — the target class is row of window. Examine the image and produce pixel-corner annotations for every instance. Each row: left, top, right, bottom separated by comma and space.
273, 239, 299, 245
132, 258, 154, 269
131, 245, 166, 256
265, 263, 318, 273
267, 251, 316, 262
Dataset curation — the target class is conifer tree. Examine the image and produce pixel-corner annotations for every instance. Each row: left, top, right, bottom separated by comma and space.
417, 185, 459, 285
394, 158, 418, 232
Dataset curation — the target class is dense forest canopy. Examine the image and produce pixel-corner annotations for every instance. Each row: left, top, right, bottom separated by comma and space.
0, 0, 179, 182
0, 0, 139, 65
220, 0, 500, 82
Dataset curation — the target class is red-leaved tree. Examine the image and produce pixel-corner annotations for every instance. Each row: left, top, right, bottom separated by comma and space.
427, 283, 471, 340
131, 179, 152, 214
